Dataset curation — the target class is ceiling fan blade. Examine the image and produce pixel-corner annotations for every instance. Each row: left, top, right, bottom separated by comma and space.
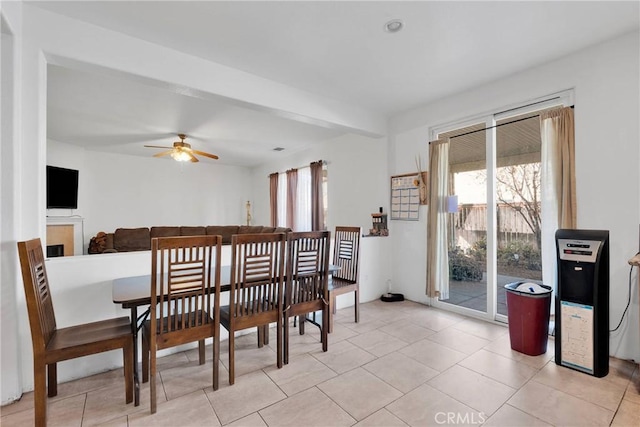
144, 145, 173, 149
192, 149, 219, 160
153, 150, 173, 157
189, 153, 199, 163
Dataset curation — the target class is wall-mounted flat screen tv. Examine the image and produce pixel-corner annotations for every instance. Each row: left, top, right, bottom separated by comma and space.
46, 165, 79, 209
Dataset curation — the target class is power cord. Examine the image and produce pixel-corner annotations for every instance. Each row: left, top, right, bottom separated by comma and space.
610, 254, 638, 332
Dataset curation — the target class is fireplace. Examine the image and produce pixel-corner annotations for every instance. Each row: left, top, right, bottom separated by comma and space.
46, 244, 64, 258
46, 217, 84, 256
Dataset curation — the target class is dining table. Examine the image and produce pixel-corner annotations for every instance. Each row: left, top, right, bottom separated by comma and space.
112, 264, 338, 405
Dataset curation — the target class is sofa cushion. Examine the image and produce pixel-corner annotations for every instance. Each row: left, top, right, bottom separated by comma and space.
238, 225, 264, 234
260, 227, 276, 233
180, 226, 207, 236
113, 228, 151, 252
274, 227, 292, 234
150, 226, 181, 238
106, 233, 114, 250
206, 226, 239, 245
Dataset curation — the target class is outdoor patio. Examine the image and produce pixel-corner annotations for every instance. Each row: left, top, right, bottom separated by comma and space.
442, 274, 544, 316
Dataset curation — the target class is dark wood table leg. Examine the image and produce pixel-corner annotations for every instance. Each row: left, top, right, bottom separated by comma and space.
131, 306, 139, 406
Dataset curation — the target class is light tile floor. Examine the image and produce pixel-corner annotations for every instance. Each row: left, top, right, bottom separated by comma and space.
2, 300, 639, 426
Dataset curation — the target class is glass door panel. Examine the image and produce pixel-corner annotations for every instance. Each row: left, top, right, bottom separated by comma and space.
439, 123, 488, 314
495, 113, 543, 316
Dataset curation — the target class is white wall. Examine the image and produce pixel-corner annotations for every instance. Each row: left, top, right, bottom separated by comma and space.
1, 4, 23, 405
389, 31, 640, 361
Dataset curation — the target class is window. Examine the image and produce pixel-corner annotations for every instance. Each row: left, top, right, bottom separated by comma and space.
274, 164, 327, 231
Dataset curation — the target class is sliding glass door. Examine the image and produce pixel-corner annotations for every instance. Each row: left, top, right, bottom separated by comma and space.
431, 97, 568, 321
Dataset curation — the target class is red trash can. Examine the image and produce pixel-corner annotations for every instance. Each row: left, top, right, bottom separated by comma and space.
504, 282, 552, 356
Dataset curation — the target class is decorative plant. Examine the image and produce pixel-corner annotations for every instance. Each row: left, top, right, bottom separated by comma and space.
449, 248, 484, 281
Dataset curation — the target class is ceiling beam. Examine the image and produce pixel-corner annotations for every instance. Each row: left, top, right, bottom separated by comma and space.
26, 4, 387, 138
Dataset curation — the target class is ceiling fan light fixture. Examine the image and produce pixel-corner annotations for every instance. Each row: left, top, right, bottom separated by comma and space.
145, 134, 217, 162
171, 150, 191, 162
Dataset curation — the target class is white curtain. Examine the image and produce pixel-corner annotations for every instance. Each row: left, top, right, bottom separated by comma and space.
277, 172, 287, 228
540, 107, 576, 295
426, 139, 450, 300
296, 167, 312, 231
276, 166, 312, 231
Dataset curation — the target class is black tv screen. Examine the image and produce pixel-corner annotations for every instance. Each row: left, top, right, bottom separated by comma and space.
46, 166, 79, 209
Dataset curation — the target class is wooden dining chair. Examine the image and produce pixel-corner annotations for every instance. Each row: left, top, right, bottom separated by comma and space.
328, 226, 361, 333
17, 238, 133, 427
284, 231, 331, 364
220, 233, 285, 384
141, 235, 222, 413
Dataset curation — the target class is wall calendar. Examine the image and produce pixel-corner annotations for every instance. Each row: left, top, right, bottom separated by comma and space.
390, 173, 421, 220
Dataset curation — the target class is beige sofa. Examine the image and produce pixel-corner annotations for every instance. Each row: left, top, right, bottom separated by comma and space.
88, 225, 290, 254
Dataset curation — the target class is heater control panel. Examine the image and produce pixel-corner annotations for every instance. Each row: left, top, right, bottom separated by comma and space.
557, 239, 601, 263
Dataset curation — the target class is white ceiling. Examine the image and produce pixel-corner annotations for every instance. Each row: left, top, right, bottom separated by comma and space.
34, 1, 640, 167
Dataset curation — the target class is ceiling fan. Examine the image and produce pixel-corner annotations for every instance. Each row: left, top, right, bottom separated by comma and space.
144, 134, 219, 162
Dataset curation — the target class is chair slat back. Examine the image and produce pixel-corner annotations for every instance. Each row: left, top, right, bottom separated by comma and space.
287, 231, 330, 305
17, 238, 57, 352
230, 233, 285, 318
151, 235, 221, 334
332, 226, 361, 283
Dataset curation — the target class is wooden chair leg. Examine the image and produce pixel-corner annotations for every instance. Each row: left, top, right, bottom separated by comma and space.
229, 332, 235, 385
212, 334, 220, 391
276, 318, 283, 369
284, 314, 290, 365
257, 325, 264, 348
322, 307, 329, 352
150, 345, 157, 414
142, 329, 150, 383
34, 361, 47, 427
263, 324, 270, 345
47, 363, 57, 397
299, 315, 305, 335
354, 289, 359, 323
198, 340, 205, 365
123, 343, 133, 404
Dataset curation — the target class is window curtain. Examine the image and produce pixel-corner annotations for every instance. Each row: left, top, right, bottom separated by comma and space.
269, 173, 279, 227
426, 139, 450, 299
310, 161, 325, 231
296, 167, 312, 231
540, 106, 576, 293
286, 168, 298, 230
277, 173, 287, 228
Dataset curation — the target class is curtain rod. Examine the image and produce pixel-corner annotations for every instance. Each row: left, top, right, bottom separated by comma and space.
430, 104, 574, 143
267, 160, 326, 177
